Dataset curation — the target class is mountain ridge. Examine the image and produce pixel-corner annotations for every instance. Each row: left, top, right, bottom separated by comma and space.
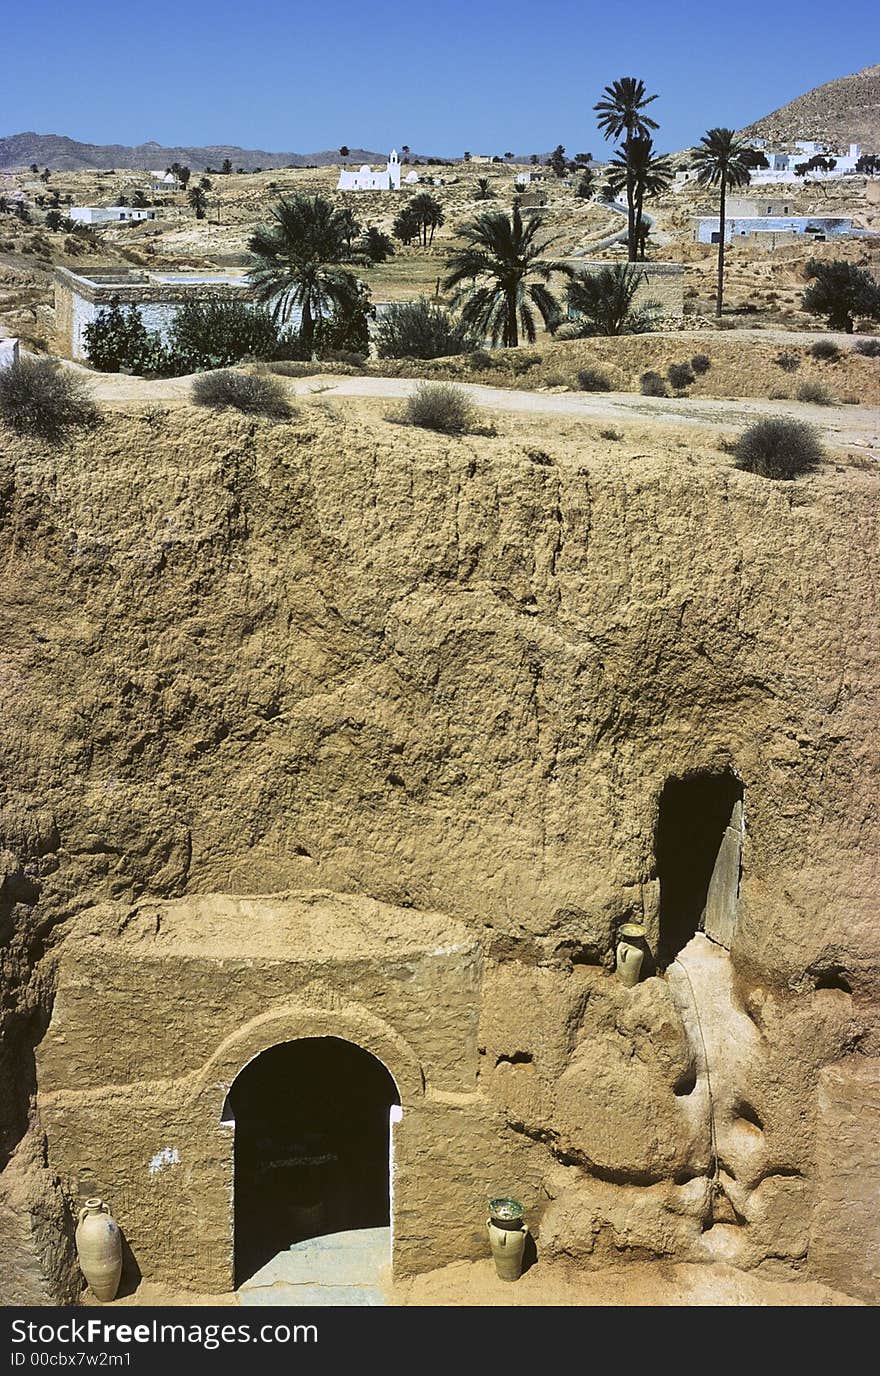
739, 63, 880, 149
0, 133, 424, 172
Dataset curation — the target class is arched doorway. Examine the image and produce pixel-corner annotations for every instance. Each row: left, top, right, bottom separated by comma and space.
225, 1037, 401, 1287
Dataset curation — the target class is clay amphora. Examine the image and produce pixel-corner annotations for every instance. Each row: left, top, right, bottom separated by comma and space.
616, 923, 647, 988
75, 1198, 122, 1301
487, 1219, 527, 1281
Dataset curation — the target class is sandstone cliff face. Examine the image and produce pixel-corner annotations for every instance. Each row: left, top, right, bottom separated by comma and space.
0, 403, 877, 1299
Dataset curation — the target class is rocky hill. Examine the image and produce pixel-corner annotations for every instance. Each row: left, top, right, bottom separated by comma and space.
740, 64, 880, 150
0, 133, 423, 172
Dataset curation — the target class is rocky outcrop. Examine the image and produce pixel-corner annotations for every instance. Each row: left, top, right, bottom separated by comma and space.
740, 63, 880, 150
0, 402, 876, 1299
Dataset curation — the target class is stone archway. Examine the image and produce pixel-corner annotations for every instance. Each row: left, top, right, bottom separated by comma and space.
223, 1036, 401, 1288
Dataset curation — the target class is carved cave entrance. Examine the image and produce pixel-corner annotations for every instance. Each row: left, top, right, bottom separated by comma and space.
225, 1037, 401, 1287
656, 770, 744, 968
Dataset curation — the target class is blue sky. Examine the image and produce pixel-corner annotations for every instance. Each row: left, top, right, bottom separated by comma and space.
2, 0, 877, 154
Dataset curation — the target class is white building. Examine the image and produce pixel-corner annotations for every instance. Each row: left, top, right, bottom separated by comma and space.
55, 267, 253, 359
337, 151, 401, 192
150, 171, 181, 192
693, 214, 855, 245
69, 207, 157, 225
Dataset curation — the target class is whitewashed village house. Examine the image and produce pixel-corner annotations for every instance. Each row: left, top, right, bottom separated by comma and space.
69, 206, 156, 225
337, 151, 401, 191
744, 141, 866, 184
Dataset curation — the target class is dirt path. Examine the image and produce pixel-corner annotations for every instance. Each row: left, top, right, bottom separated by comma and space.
62, 360, 879, 450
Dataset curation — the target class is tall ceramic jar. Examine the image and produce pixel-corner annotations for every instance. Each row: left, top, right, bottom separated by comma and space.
487, 1198, 528, 1281
615, 922, 647, 988
75, 1198, 122, 1302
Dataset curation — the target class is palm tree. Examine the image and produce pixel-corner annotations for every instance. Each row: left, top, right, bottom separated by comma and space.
337, 207, 361, 253
247, 194, 363, 353
187, 186, 208, 219
606, 136, 673, 259
594, 77, 659, 260
691, 128, 752, 316
443, 204, 570, 347
356, 225, 395, 264
565, 263, 659, 336
474, 177, 494, 200
410, 192, 444, 246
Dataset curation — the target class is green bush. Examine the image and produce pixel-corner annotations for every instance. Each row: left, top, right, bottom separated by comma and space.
809, 338, 840, 361
313, 281, 374, 358
667, 361, 695, 391
691, 353, 711, 375
170, 298, 290, 370
375, 299, 476, 360
191, 369, 293, 417
796, 380, 834, 405
576, 366, 611, 391
83, 299, 169, 374
733, 419, 824, 479
854, 338, 880, 357
640, 370, 667, 397
802, 259, 880, 332
401, 382, 476, 434
0, 357, 100, 441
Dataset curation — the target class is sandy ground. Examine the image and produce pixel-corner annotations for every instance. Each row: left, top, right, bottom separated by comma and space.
85, 1256, 862, 1308
63, 360, 879, 453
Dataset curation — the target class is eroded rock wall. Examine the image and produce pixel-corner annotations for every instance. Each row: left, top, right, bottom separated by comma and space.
0, 404, 877, 1299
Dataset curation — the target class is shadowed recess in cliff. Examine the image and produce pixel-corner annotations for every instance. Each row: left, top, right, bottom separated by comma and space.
656, 771, 744, 968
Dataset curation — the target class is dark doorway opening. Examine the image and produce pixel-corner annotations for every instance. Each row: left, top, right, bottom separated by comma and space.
656, 771, 743, 968
227, 1037, 400, 1287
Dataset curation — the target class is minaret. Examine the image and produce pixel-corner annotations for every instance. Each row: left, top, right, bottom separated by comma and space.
388, 148, 401, 190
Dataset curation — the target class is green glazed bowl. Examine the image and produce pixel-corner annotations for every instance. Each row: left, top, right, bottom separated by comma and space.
488, 1197, 524, 1224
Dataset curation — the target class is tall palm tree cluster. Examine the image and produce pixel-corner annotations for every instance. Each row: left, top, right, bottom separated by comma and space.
594, 77, 672, 261
245, 91, 754, 361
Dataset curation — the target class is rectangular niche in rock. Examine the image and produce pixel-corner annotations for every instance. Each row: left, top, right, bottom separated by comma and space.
655, 770, 744, 967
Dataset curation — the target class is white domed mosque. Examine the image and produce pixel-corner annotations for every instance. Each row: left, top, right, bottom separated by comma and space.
337, 150, 401, 191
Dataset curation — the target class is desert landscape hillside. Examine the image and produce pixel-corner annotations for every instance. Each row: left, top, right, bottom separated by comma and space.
741, 63, 880, 149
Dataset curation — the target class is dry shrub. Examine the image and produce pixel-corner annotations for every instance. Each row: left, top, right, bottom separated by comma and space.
576, 366, 611, 392
402, 382, 477, 434
734, 419, 824, 480
191, 369, 293, 417
809, 339, 840, 362
796, 380, 834, 406
691, 353, 711, 375
640, 370, 668, 397
0, 357, 100, 441
667, 361, 695, 391
775, 350, 801, 373
854, 338, 880, 357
